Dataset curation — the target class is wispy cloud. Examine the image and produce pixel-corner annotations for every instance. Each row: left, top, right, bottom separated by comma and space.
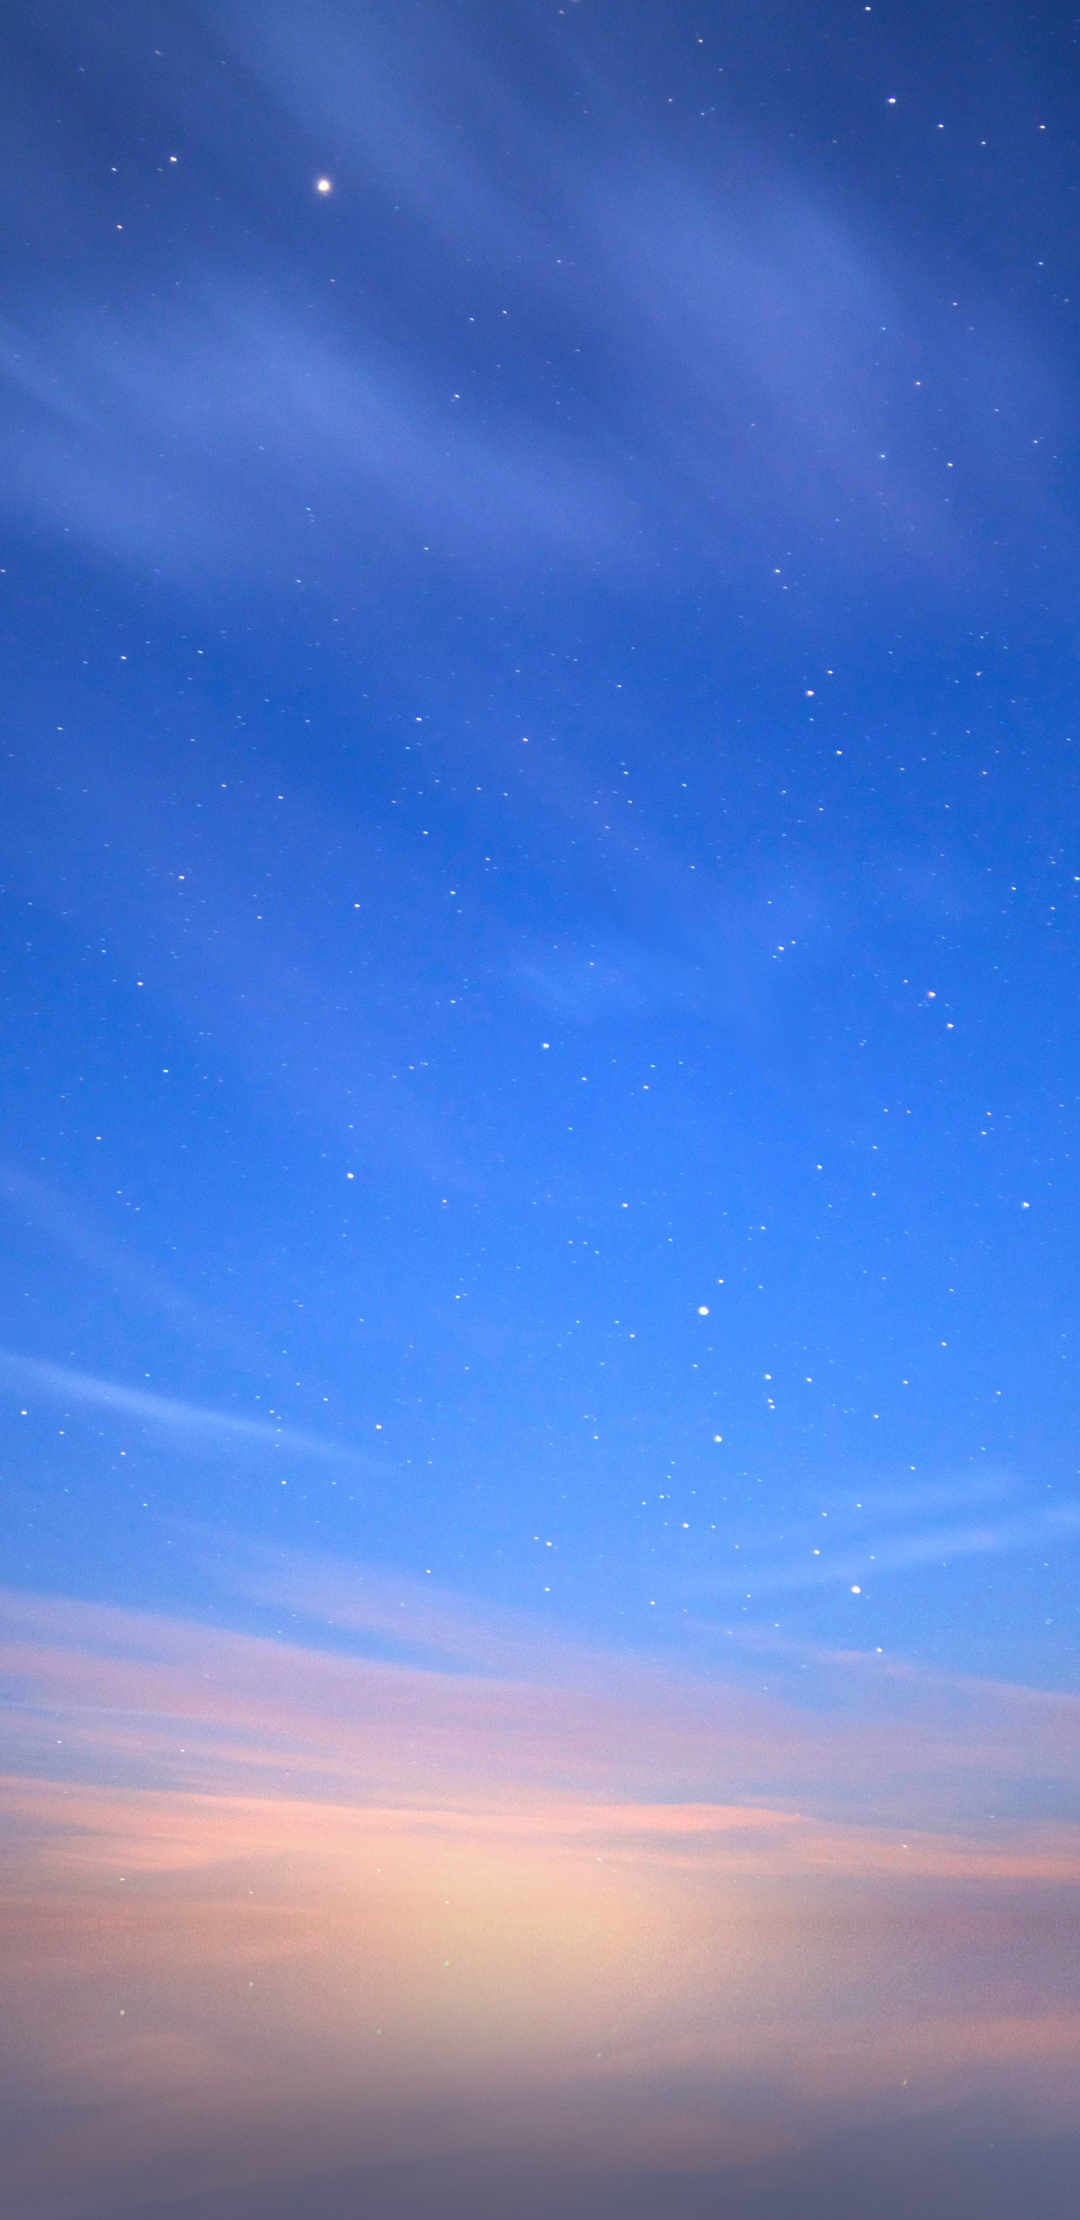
0, 3, 1068, 606
0, 1159, 269, 1366
5, 1548, 1080, 1818
227, 1539, 637, 1681
0, 281, 631, 585
0, 1353, 357, 1465
687, 1482, 1080, 1601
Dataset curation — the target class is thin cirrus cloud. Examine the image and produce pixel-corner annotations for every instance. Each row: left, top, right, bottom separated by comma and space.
5, 1336, 1072, 1619
0, 289, 631, 585
2, 1569, 1079, 2219
0, 2, 1066, 607
0, 1159, 272, 1369
688, 1492, 1080, 1601
0, 1350, 358, 1466
207, 0, 1070, 589
6, 1543, 1072, 1821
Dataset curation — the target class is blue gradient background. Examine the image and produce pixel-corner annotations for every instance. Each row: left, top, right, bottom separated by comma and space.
2, 3, 1080, 2213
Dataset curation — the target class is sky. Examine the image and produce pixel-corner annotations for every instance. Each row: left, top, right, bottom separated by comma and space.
1, 1, 1080, 2213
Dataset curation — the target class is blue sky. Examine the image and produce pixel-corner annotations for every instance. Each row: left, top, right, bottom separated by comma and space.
2, 4, 1080, 2214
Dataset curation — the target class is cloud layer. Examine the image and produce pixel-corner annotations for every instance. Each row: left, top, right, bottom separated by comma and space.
1, 1, 1069, 611
2, 1565, 1079, 2216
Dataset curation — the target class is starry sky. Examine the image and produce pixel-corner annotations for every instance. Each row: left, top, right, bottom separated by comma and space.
2, 3, 1080, 2215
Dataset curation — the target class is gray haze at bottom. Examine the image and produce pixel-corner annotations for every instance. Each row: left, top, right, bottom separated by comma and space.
77, 2111, 1080, 2220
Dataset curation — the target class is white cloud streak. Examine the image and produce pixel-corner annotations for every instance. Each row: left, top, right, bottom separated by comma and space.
0, 1352, 357, 1465
690, 1499, 1080, 1601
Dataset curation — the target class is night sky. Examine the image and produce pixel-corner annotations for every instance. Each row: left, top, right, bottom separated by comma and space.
3, 4, 1080, 2215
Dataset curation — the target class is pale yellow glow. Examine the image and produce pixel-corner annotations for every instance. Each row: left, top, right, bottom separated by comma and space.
3, 1578, 1080, 2216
